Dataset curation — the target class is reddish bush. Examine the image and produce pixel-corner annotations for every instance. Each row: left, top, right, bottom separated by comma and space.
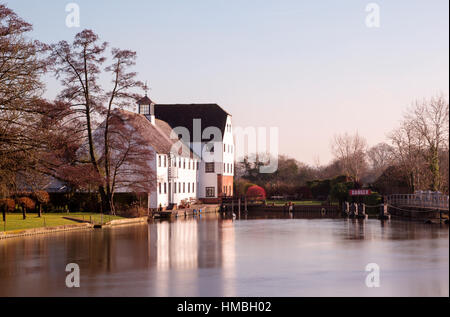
0, 198, 15, 212
246, 185, 267, 201
17, 197, 36, 210
33, 191, 50, 204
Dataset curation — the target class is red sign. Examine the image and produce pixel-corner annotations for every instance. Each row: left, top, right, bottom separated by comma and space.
349, 189, 372, 196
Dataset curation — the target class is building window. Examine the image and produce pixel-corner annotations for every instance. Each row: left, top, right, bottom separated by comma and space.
158, 183, 161, 194
158, 155, 162, 167
193, 183, 195, 193
178, 183, 181, 193
140, 104, 150, 115
174, 182, 177, 194
224, 144, 226, 153
206, 187, 215, 198
164, 156, 167, 167
183, 159, 186, 169
197, 162, 200, 170
205, 162, 215, 173
183, 183, 186, 193
188, 183, 191, 193
164, 183, 167, 194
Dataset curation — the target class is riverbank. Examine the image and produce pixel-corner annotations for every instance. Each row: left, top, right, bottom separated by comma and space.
0, 213, 150, 240
0, 222, 95, 240
0, 213, 124, 232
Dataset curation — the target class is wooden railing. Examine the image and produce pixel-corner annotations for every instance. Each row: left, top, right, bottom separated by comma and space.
387, 193, 449, 210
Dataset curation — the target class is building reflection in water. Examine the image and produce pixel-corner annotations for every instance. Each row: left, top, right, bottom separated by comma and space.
149, 215, 236, 296
154, 219, 198, 271
220, 219, 236, 297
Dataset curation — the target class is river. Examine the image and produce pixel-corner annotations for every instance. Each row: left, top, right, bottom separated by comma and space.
0, 212, 448, 297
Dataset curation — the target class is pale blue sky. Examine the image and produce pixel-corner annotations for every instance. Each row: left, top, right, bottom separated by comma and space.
7, 0, 449, 164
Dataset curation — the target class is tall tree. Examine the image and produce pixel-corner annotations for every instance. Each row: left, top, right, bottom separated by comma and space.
331, 132, 368, 182
389, 119, 427, 192
0, 4, 49, 198
51, 29, 147, 213
366, 143, 393, 182
407, 95, 449, 191
94, 110, 155, 214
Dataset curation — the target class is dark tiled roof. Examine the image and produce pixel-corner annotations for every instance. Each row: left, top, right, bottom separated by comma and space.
154, 104, 230, 142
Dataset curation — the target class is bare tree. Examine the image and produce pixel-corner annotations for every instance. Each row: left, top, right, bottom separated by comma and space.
94, 110, 155, 214
366, 142, 393, 181
406, 95, 449, 191
389, 120, 428, 192
50, 29, 146, 213
0, 4, 49, 198
331, 132, 368, 182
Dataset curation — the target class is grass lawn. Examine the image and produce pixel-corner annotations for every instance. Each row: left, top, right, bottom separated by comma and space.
266, 200, 337, 206
0, 213, 124, 233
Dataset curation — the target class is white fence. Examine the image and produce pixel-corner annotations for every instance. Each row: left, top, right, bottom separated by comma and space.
387, 192, 449, 210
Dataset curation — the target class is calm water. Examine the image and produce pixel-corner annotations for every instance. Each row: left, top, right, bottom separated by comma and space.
0, 213, 448, 297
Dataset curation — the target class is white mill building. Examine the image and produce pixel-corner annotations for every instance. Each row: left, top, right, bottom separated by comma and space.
126, 94, 235, 209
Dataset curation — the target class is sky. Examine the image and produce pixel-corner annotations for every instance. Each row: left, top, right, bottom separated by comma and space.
6, 0, 449, 165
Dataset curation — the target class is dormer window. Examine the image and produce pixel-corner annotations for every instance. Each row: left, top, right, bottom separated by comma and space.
140, 104, 150, 115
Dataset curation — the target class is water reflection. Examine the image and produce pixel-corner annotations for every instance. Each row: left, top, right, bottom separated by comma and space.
153, 220, 199, 270
0, 214, 447, 297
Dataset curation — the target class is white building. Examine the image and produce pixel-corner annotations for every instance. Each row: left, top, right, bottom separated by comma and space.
132, 94, 234, 209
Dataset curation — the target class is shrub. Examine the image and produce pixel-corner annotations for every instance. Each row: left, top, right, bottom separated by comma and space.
364, 192, 382, 206
17, 197, 36, 210
246, 185, 266, 201
330, 183, 350, 204
33, 191, 50, 204
0, 198, 15, 212
296, 186, 313, 199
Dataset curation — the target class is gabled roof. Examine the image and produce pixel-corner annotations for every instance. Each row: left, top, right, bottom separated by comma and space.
114, 109, 197, 158
154, 104, 230, 142
137, 96, 154, 105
